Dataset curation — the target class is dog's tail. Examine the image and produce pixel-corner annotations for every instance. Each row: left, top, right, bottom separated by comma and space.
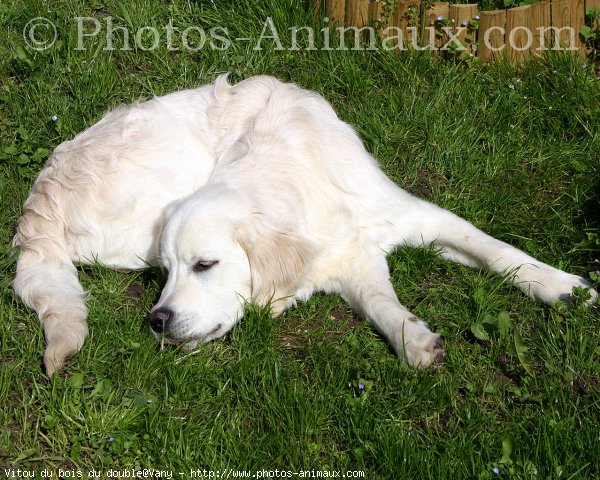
13, 172, 88, 376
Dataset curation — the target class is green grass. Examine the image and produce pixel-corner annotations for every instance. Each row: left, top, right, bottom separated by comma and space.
1, 0, 600, 478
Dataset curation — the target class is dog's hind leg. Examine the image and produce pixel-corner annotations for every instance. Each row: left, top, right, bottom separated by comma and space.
395, 198, 597, 306
341, 253, 444, 368
13, 202, 88, 376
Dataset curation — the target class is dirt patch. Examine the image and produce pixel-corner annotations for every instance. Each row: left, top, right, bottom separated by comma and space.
572, 376, 598, 398
275, 308, 361, 350
329, 307, 360, 328
403, 166, 448, 199
125, 282, 144, 301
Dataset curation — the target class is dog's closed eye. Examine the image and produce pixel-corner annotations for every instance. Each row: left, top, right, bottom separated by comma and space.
192, 259, 219, 274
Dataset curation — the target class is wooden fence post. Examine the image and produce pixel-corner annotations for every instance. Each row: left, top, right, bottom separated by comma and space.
449, 4, 478, 54
370, 0, 385, 32
310, 0, 322, 17
326, 0, 346, 25
394, 0, 423, 45
425, 2, 451, 50
530, 2, 550, 56
506, 5, 531, 63
571, 0, 585, 52
316, 0, 587, 64
477, 10, 506, 61
346, 0, 370, 27
370, 0, 396, 35
552, 0, 575, 48
589, 0, 600, 30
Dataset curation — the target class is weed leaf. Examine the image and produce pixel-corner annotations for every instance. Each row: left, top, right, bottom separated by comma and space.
497, 311, 511, 338
501, 435, 513, 464
513, 330, 534, 376
471, 322, 490, 341
66, 372, 85, 389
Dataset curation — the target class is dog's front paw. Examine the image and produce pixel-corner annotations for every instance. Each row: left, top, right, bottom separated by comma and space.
394, 319, 445, 369
406, 332, 445, 369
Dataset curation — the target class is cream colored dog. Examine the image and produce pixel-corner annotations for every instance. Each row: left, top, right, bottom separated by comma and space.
13, 75, 596, 375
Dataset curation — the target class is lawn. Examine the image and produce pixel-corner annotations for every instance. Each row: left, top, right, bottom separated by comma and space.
1, 0, 599, 478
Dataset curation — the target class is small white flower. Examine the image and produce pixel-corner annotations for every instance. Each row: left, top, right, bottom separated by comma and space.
437, 15, 444, 21
51, 114, 58, 122
509, 84, 515, 89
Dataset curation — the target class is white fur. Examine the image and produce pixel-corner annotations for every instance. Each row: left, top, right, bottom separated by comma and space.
13, 75, 596, 375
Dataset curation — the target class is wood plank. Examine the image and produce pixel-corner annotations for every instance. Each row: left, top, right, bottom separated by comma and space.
590, 0, 600, 30
310, 0, 321, 17
478, 9, 506, 61
506, 5, 532, 64
551, 0, 574, 48
346, 0, 369, 27
394, 0, 422, 44
425, 2, 450, 50
589, 0, 600, 30
425, 1, 450, 24
530, 1, 550, 57
369, 0, 389, 35
326, 0, 345, 25
570, 0, 585, 52
449, 4, 478, 54
369, 0, 385, 25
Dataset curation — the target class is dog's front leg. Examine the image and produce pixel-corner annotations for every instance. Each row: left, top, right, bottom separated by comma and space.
341, 255, 444, 368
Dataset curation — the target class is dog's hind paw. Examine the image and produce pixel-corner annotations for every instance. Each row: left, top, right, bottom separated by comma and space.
516, 267, 597, 306
42, 314, 88, 376
44, 341, 79, 376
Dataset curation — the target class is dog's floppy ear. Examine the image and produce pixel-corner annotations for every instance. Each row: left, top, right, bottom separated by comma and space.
154, 198, 184, 242
236, 215, 315, 314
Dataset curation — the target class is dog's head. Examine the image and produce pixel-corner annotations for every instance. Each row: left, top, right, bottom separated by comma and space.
149, 182, 314, 347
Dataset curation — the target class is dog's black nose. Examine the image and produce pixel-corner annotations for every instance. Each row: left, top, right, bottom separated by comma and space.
149, 307, 174, 333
